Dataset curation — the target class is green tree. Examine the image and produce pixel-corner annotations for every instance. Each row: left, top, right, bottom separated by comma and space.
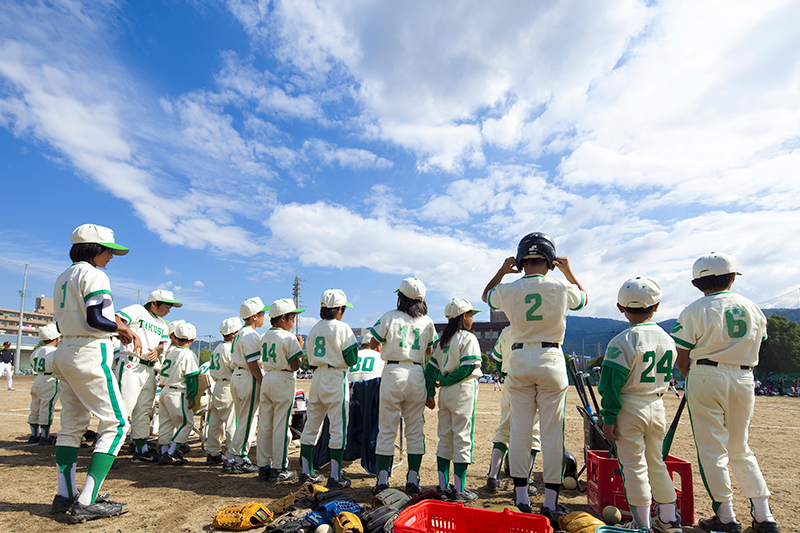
481, 353, 496, 375
198, 349, 212, 365
758, 314, 800, 376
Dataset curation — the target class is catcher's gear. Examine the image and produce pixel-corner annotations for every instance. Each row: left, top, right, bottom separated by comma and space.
558, 510, 606, 533
333, 511, 363, 533
516, 232, 556, 270
362, 505, 399, 533
213, 502, 273, 531
266, 508, 315, 533
318, 501, 361, 523
270, 484, 329, 514
564, 450, 578, 478
370, 488, 410, 509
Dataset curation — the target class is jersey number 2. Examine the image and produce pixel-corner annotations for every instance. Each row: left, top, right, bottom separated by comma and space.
525, 294, 542, 321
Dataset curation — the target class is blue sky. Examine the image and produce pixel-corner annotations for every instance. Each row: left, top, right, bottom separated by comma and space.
2, 0, 799, 341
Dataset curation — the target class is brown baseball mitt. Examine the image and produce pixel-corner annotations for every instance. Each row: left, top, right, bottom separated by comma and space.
333, 511, 363, 533
558, 510, 606, 533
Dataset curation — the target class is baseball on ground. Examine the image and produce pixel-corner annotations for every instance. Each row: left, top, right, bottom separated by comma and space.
602, 505, 622, 524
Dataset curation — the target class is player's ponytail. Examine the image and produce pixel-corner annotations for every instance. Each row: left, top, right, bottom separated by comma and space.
69, 243, 109, 265
397, 292, 427, 318
437, 314, 466, 350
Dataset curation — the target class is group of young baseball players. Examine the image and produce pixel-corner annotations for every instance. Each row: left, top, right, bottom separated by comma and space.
22, 223, 780, 532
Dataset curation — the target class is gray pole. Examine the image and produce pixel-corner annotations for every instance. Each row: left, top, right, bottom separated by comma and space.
14, 263, 28, 372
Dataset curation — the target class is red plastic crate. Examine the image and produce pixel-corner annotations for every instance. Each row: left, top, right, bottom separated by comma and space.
587, 450, 694, 526
393, 501, 553, 533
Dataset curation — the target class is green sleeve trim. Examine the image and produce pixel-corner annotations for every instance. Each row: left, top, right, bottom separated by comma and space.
598, 364, 628, 425
487, 288, 498, 310
570, 291, 587, 311
491, 348, 502, 363
245, 351, 261, 362
288, 351, 303, 363
440, 364, 475, 387
428, 332, 439, 346
369, 327, 385, 344
462, 355, 481, 362
671, 336, 695, 349
84, 289, 112, 302
343, 343, 359, 367
117, 310, 131, 324
762, 333, 768, 342
185, 372, 200, 401
424, 363, 440, 398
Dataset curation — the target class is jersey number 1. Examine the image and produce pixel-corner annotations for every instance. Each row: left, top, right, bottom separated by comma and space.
398, 326, 422, 350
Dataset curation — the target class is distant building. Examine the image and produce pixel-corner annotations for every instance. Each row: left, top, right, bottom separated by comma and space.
434, 319, 510, 358
0, 297, 55, 337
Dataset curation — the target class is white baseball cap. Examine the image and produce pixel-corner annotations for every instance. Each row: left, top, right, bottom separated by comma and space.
219, 317, 243, 336
395, 277, 426, 301
693, 252, 741, 279
39, 324, 61, 341
269, 298, 306, 318
444, 298, 482, 319
174, 322, 197, 340
320, 289, 352, 309
618, 277, 662, 308
360, 332, 373, 347
146, 289, 183, 308
168, 319, 186, 335
239, 297, 269, 319
70, 224, 129, 255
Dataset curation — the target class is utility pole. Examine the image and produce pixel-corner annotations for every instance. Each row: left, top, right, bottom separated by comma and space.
292, 276, 306, 336
15, 263, 28, 372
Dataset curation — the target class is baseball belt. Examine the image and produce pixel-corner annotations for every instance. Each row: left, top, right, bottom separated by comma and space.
696, 358, 752, 371
511, 342, 560, 350
386, 361, 421, 366
128, 356, 156, 367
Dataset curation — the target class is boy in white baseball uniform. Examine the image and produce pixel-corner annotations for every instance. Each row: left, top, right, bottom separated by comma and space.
673, 253, 780, 533
257, 299, 305, 482
598, 278, 680, 533
485, 326, 541, 495
371, 278, 438, 496
205, 316, 242, 468
157, 322, 200, 465
299, 289, 359, 488
117, 289, 181, 463
52, 224, 141, 523
424, 298, 482, 502
28, 324, 62, 445
228, 297, 269, 474
482, 232, 587, 524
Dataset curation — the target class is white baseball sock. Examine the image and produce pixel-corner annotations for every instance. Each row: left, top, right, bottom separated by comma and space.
751, 497, 775, 523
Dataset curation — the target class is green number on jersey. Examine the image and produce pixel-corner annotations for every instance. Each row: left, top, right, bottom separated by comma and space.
60, 282, 67, 308
640, 350, 673, 383
314, 336, 326, 357
161, 359, 172, 378
34, 357, 46, 373
725, 308, 747, 338
210, 352, 220, 371
362, 356, 375, 372
267, 344, 277, 363
349, 358, 361, 372
398, 326, 422, 349
525, 293, 542, 321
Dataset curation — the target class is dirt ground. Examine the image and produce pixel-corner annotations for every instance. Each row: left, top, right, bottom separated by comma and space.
1, 376, 796, 533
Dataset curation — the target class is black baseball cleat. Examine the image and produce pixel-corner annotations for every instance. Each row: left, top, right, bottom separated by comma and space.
67, 499, 129, 523
230, 461, 259, 474
298, 472, 324, 484
539, 503, 573, 528
39, 435, 58, 445
404, 482, 422, 497
516, 501, 533, 513
484, 476, 500, 494
206, 453, 223, 465
222, 458, 233, 473
372, 483, 390, 495
27, 435, 40, 444
277, 469, 297, 482
132, 449, 159, 463
451, 488, 478, 503
752, 519, 781, 533
53, 492, 112, 514
326, 474, 351, 489
698, 516, 742, 533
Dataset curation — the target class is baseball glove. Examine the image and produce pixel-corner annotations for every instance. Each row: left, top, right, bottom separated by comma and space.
212, 502, 273, 531
333, 511, 363, 533
370, 488, 410, 509
318, 500, 361, 523
558, 511, 605, 533
265, 508, 315, 533
314, 489, 356, 507
269, 483, 329, 514
362, 505, 399, 533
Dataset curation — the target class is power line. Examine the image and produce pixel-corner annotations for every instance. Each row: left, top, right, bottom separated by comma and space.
757, 286, 800, 307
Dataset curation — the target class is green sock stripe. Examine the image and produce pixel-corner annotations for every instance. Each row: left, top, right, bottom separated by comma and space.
408, 453, 423, 474
437, 456, 451, 485
86, 452, 116, 503
172, 393, 188, 441
47, 379, 59, 426
377, 454, 393, 475
528, 449, 537, 479
330, 448, 344, 463
493, 442, 508, 453
133, 438, 147, 454
300, 444, 315, 473
55, 446, 79, 498
280, 399, 293, 469
468, 380, 477, 462
41, 426, 50, 438
340, 372, 348, 450
100, 343, 126, 453
559, 392, 567, 482
240, 377, 258, 456
454, 462, 468, 489
31, 424, 39, 436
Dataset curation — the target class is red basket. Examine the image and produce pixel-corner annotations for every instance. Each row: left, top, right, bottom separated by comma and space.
392, 501, 554, 533
586, 450, 694, 526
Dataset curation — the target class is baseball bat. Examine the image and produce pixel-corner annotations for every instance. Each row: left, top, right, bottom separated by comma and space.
662, 393, 687, 461
577, 404, 616, 458
583, 374, 601, 414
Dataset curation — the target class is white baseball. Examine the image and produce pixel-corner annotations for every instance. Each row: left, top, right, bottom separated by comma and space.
315, 525, 334, 533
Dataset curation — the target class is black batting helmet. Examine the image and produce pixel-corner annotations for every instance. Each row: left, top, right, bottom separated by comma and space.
516, 232, 556, 270
563, 450, 578, 478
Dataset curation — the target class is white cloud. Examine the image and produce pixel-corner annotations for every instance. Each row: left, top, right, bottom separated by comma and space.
303, 138, 392, 170
194, 280, 205, 287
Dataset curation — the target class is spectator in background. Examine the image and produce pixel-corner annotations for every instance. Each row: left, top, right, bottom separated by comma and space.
777, 378, 784, 397
765, 377, 773, 395
0, 341, 14, 390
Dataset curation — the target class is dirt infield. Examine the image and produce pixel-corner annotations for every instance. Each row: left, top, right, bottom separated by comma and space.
1, 376, 796, 532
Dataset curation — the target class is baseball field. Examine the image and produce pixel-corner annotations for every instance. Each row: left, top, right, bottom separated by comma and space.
0, 377, 795, 532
